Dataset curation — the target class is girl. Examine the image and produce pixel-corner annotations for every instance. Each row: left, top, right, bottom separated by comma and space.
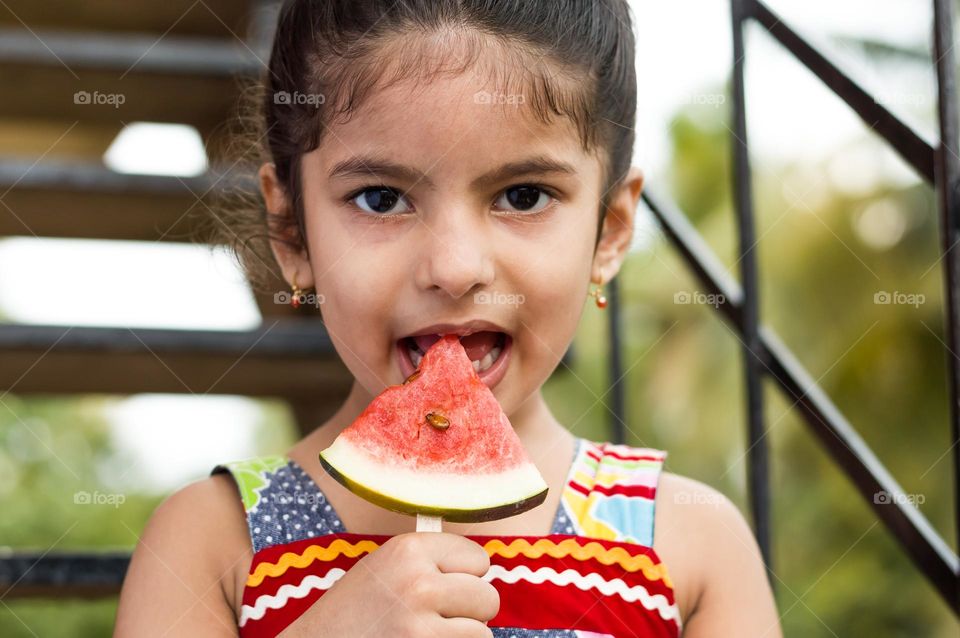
116, 1, 781, 636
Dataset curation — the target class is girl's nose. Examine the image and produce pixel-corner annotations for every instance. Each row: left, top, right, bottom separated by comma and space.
416, 209, 495, 300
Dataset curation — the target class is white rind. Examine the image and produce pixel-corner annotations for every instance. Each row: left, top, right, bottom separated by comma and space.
322, 435, 548, 510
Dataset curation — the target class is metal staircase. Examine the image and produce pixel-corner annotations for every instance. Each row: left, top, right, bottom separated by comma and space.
0, 0, 357, 598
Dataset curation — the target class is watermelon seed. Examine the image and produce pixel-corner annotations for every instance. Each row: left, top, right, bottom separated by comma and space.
403, 369, 422, 385
425, 412, 450, 431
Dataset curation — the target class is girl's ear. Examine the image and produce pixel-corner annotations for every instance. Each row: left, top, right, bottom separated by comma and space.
591, 165, 644, 285
259, 162, 315, 289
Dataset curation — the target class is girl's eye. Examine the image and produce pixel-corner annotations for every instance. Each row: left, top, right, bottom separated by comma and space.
349, 187, 411, 215
495, 185, 553, 214
346, 184, 555, 217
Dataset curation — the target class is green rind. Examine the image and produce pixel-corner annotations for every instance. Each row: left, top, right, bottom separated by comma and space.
319, 451, 548, 523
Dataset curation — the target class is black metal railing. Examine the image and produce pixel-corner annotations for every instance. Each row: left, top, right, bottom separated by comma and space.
602, 0, 959, 613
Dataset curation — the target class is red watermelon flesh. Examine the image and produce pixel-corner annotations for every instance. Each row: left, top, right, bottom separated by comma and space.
319, 334, 548, 522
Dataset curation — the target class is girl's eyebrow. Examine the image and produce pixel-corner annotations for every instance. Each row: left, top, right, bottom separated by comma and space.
327, 154, 578, 190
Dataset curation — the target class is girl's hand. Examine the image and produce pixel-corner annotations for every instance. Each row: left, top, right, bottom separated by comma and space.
281, 532, 500, 637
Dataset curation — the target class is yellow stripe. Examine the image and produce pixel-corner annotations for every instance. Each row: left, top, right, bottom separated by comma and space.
246, 539, 381, 587
572, 469, 596, 487
593, 469, 645, 487
482, 538, 673, 587
579, 514, 619, 542
246, 536, 674, 590
575, 467, 650, 488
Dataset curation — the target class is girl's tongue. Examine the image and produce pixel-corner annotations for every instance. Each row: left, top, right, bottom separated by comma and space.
412, 331, 501, 361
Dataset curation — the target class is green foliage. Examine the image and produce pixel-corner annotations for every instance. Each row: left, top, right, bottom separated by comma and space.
0, 395, 297, 636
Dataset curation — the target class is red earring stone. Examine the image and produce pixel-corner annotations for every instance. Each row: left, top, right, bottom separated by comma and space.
590, 285, 607, 309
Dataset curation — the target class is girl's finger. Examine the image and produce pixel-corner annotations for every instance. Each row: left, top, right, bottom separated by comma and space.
427, 534, 491, 577
434, 573, 500, 622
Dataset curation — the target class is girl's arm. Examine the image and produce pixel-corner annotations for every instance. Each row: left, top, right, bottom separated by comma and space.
114, 474, 251, 637
657, 473, 783, 637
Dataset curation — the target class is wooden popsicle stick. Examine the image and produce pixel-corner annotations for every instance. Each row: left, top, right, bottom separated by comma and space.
416, 514, 443, 532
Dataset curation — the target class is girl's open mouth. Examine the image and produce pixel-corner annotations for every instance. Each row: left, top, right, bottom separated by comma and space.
396, 331, 512, 388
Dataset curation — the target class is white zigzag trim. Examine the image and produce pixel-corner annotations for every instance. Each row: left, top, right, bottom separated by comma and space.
483, 565, 681, 623
238, 568, 346, 627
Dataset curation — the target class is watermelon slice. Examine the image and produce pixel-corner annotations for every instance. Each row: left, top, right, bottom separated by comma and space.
319, 334, 548, 522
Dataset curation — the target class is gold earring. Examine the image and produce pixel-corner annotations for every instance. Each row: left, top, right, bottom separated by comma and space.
290, 274, 303, 309
588, 284, 607, 309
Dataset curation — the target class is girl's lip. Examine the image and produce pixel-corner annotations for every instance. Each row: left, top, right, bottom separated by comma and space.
395, 334, 512, 389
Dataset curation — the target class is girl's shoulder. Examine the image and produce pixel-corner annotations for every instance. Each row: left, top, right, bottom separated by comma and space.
652, 469, 775, 631
115, 472, 252, 632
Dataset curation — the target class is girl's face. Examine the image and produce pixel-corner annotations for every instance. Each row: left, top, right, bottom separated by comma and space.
265, 67, 641, 419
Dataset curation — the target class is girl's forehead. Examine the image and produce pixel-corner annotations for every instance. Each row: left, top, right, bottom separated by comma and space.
316, 72, 599, 181
312, 28, 600, 167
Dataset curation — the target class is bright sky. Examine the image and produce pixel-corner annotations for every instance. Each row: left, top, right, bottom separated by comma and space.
0, 0, 938, 491
102, 395, 262, 492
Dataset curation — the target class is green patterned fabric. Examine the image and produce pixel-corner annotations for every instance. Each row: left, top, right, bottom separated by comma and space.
217, 456, 289, 511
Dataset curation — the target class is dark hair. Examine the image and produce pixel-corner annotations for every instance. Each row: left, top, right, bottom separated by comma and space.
208, 0, 637, 292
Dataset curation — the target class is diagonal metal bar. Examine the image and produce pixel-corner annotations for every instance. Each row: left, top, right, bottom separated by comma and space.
642, 188, 960, 613
730, 0, 773, 578
747, 0, 936, 183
